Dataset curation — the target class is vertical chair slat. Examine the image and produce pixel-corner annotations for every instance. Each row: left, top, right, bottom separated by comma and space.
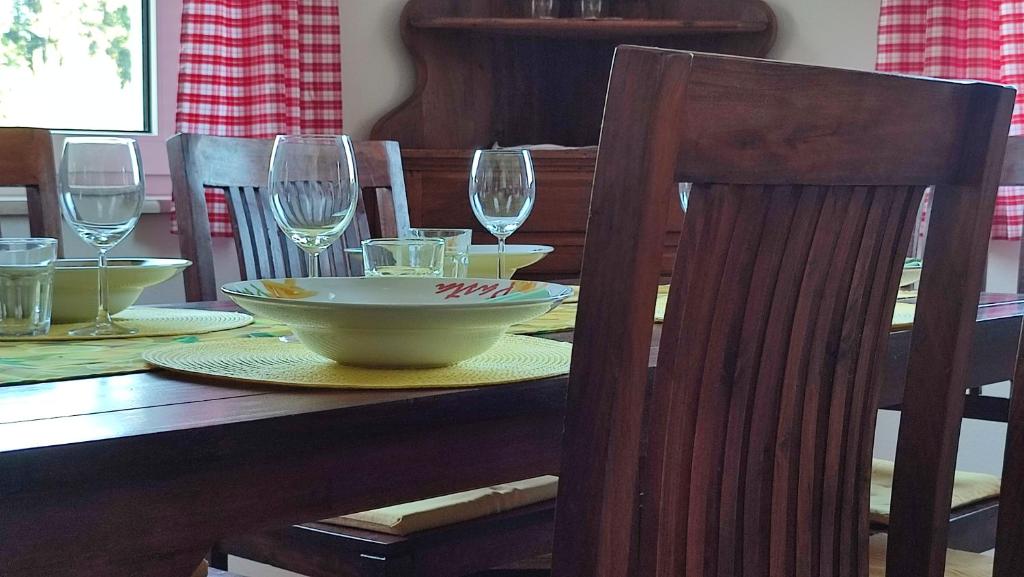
225, 186, 259, 282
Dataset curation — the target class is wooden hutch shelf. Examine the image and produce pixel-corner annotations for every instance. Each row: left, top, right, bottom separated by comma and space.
408, 17, 769, 38
371, 0, 776, 279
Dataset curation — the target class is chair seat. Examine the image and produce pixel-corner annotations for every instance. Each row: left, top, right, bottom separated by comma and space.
870, 459, 1000, 524
321, 476, 559, 536
869, 534, 991, 576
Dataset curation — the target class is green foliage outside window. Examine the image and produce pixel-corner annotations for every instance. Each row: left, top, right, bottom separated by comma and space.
2, 0, 133, 87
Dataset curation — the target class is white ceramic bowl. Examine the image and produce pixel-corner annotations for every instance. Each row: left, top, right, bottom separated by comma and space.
346, 244, 553, 279
467, 245, 553, 279
52, 258, 191, 323
222, 277, 572, 368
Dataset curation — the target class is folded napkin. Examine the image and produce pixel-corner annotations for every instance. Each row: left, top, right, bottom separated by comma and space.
322, 476, 559, 536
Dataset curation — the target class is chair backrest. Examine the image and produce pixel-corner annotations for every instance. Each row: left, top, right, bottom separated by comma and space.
551, 48, 1014, 577
0, 127, 63, 254
168, 133, 411, 302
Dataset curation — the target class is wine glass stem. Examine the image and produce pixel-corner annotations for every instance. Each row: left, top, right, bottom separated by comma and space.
307, 252, 320, 278
497, 237, 507, 279
95, 249, 114, 327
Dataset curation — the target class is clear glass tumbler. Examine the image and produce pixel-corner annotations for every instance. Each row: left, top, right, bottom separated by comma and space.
362, 238, 446, 277
578, 0, 604, 18
407, 228, 472, 277
0, 238, 57, 336
529, 0, 559, 18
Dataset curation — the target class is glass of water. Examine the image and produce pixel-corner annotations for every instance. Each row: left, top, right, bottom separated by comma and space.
362, 238, 445, 277
528, 0, 559, 18
407, 228, 472, 277
0, 238, 57, 336
268, 135, 360, 278
469, 150, 536, 279
59, 137, 145, 336
578, 0, 604, 18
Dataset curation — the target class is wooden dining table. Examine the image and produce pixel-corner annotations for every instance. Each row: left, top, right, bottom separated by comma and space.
1, 293, 1022, 577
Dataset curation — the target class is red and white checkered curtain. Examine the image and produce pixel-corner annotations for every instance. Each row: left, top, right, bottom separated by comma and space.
174, 0, 343, 236
877, 0, 1024, 240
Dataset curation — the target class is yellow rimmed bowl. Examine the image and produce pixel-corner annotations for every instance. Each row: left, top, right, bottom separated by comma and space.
53, 258, 191, 323
466, 245, 553, 279
222, 277, 573, 368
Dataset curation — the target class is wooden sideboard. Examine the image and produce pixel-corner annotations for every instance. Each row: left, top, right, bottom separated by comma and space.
371, 0, 777, 278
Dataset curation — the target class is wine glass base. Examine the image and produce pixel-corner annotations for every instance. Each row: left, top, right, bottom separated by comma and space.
68, 321, 138, 337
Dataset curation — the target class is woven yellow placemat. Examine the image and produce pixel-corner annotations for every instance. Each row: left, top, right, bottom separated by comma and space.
510, 286, 670, 335
143, 334, 572, 390
0, 307, 254, 342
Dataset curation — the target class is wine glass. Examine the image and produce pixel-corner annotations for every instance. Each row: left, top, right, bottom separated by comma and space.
469, 150, 536, 279
267, 135, 359, 278
59, 137, 145, 336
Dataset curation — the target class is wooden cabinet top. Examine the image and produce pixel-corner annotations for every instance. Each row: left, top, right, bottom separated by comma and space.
371, 0, 776, 149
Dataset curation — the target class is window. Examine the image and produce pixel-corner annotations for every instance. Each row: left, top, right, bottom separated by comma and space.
0, 0, 151, 133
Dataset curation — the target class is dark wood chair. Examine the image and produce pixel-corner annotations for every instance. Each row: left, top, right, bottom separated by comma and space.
0, 127, 63, 254
168, 133, 559, 577
549, 47, 1013, 577
167, 133, 411, 302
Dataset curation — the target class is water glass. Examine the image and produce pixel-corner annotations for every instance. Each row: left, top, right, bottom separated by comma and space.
578, 0, 604, 18
268, 135, 360, 278
0, 238, 57, 336
362, 238, 445, 277
407, 228, 472, 277
59, 137, 145, 336
679, 182, 692, 212
469, 150, 536, 279
529, 0, 559, 18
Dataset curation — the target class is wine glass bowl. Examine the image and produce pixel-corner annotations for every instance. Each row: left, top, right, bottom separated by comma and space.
267, 135, 359, 277
58, 137, 145, 336
469, 150, 536, 278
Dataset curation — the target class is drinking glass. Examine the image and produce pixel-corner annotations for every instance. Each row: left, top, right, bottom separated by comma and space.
268, 135, 360, 278
529, 0, 559, 18
362, 238, 445, 277
0, 238, 57, 336
468, 150, 536, 279
679, 182, 692, 212
407, 228, 472, 277
59, 137, 144, 336
578, 0, 604, 18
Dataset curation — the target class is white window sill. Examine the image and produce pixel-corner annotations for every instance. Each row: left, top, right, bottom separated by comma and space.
0, 196, 174, 216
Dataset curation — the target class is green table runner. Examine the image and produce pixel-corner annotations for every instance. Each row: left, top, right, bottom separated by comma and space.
0, 318, 290, 386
